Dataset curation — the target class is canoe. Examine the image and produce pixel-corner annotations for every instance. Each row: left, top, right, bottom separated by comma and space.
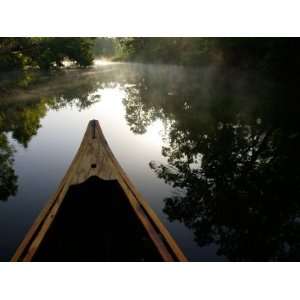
12, 120, 187, 262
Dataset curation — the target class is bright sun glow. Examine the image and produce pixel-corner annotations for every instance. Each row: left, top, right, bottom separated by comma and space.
94, 59, 118, 66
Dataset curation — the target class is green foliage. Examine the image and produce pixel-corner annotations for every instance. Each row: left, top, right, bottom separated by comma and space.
0, 68, 103, 200
0, 37, 95, 71
116, 38, 300, 79
0, 38, 34, 70
93, 38, 116, 57
11, 101, 48, 147
116, 38, 218, 65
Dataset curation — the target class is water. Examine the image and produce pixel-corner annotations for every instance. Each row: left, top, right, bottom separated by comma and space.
0, 61, 299, 261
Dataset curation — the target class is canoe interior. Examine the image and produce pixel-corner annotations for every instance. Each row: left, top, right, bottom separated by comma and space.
12, 120, 187, 262
32, 176, 163, 262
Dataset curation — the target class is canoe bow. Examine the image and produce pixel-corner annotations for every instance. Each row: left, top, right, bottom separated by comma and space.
12, 120, 187, 262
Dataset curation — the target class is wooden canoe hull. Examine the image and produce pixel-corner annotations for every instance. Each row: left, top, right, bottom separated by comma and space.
12, 120, 187, 262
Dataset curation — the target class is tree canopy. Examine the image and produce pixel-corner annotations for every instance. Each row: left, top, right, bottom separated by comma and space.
0, 37, 95, 71
116, 38, 300, 79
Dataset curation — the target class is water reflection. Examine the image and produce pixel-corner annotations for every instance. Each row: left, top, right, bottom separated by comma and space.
0, 131, 17, 201
0, 63, 299, 260
0, 69, 103, 202
122, 65, 300, 261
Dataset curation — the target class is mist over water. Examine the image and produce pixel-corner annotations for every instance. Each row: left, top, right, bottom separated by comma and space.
0, 61, 299, 261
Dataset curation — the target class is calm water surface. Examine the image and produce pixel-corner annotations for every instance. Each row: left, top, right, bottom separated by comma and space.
0, 61, 299, 261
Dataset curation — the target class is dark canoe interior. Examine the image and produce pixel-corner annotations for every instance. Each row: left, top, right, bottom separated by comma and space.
32, 176, 163, 262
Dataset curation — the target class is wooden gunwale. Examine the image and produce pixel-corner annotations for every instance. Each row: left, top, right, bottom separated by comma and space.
12, 120, 187, 262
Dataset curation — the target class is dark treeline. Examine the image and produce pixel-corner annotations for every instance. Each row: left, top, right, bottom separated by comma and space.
3, 37, 299, 81
116, 37, 300, 80
0, 38, 95, 71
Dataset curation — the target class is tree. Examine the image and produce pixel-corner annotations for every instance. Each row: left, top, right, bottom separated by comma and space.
0, 38, 95, 71
93, 38, 116, 57
115, 37, 300, 79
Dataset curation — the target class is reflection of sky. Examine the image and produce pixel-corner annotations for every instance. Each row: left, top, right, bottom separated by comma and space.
0, 83, 213, 261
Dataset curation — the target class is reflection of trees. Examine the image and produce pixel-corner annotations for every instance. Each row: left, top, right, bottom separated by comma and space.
47, 71, 101, 111
1, 69, 102, 111
0, 70, 38, 94
0, 100, 48, 200
2, 101, 48, 147
0, 68, 104, 201
152, 122, 300, 261
0, 118, 18, 201
122, 65, 300, 261
1, 69, 104, 145
122, 65, 189, 134
123, 85, 159, 134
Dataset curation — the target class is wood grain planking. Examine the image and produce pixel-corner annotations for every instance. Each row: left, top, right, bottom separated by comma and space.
12, 120, 187, 262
